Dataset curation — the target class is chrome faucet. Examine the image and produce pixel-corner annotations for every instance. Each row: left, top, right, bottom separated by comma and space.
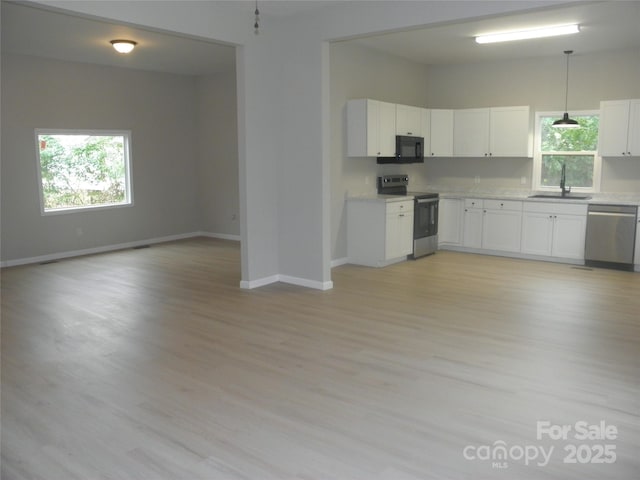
560, 163, 571, 197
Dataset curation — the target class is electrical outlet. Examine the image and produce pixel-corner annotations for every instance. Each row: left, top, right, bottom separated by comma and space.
520, 176, 528, 185
231, 213, 237, 221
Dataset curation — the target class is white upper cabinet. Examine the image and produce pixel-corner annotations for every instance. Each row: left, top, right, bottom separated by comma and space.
454, 106, 532, 157
490, 106, 532, 157
428, 109, 454, 157
396, 104, 422, 137
599, 99, 640, 157
454, 108, 490, 157
347, 99, 396, 157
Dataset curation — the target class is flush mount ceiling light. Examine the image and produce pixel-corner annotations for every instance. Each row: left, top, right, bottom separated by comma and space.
110, 40, 137, 54
475, 23, 580, 44
553, 50, 580, 128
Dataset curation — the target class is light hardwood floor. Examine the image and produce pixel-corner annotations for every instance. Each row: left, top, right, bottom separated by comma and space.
2, 237, 639, 479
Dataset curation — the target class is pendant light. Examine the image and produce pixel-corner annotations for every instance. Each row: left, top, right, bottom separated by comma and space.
553, 50, 580, 128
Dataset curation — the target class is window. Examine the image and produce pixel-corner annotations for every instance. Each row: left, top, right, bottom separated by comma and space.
35, 130, 132, 214
533, 112, 601, 192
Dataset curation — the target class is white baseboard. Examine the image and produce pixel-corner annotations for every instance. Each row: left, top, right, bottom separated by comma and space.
0, 231, 240, 268
239, 274, 280, 290
240, 274, 333, 291
330, 257, 349, 268
200, 231, 241, 242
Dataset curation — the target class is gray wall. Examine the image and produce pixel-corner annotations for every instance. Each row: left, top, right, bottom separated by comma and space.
1, 54, 238, 263
330, 45, 640, 262
423, 49, 640, 192
330, 41, 430, 262
196, 71, 239, 237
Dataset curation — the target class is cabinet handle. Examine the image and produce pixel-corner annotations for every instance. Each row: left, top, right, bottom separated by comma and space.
628, 152, 632, 155
399, 214, 405, 217
407, 132, 412, 135
489, 153, 493, 156
500, 203, 504, 207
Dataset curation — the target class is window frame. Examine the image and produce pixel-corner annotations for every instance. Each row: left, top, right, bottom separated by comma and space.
532, 110, 601, 193
34, 129, 134, 216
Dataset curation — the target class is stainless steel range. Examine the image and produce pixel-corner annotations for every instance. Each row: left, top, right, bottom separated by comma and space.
378, 175, 439, 258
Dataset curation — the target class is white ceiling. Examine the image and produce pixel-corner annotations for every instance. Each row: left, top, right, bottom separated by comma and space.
1, 1, 237, 76
2, 1, 640, 76
349, 1, 640, 66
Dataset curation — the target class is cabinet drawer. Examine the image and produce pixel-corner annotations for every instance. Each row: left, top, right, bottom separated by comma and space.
524, 201, 587, 215
386, 200, 414, 215
464, 198, 483, 209
484, 199, 522, 211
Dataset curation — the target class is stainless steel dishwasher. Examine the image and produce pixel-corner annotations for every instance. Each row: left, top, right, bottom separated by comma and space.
585, 204, 637, 270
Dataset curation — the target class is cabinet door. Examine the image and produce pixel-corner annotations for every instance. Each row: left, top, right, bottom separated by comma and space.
396, 104, 422, 136
521, 212, 553, 256
552, 214, 586, 259
482, 209, 522, 252
439, 198, 463, 245
385, 211, 413, 259
635, 217, 640, 269
462, 207, 483, 248
420, 108, 431, 157
454, 108, 490, 157
599, 100, 631, 157
628, 100, 640, 156
489, 106, 531, 157
429, 109, 454, 156
378, 101, 397, 157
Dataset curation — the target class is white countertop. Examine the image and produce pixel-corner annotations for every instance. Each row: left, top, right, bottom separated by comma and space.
348, 194, 414, 203
348, 187, 640, 206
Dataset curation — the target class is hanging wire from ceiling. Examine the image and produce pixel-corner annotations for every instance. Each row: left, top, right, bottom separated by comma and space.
254, 0, 260, 35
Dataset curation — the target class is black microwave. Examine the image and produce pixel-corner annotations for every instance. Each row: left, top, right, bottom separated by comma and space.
377, 135, 425, 164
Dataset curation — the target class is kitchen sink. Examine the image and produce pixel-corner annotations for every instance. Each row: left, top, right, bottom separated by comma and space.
528, 194, 592, 200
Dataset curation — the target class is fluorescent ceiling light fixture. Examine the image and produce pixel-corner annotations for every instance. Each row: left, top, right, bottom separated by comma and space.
110, 40, 137, 54
475, 24, 580, 44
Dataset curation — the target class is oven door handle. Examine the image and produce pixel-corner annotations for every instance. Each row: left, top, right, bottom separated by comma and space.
416, 198, 438, 204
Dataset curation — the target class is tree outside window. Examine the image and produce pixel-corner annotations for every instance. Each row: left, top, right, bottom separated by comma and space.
36, 130, 132, 213
535, 114, 600, 191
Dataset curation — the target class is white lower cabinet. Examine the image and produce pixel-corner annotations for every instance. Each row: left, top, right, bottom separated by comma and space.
635, 217, 640, 271
462, 198, 522, 251
347, 198, 414, 267
438, 198, 464, 245
462, 199, 484, 248
521, 202, 587, 260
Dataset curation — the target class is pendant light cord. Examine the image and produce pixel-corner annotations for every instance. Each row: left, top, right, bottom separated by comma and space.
254, 0, 260, 34
563, 50, 573, 112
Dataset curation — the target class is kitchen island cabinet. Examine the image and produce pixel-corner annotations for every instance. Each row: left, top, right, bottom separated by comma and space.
347, 197, 414, 267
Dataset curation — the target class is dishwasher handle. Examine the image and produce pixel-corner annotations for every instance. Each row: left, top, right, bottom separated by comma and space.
588, 211, 637, 218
